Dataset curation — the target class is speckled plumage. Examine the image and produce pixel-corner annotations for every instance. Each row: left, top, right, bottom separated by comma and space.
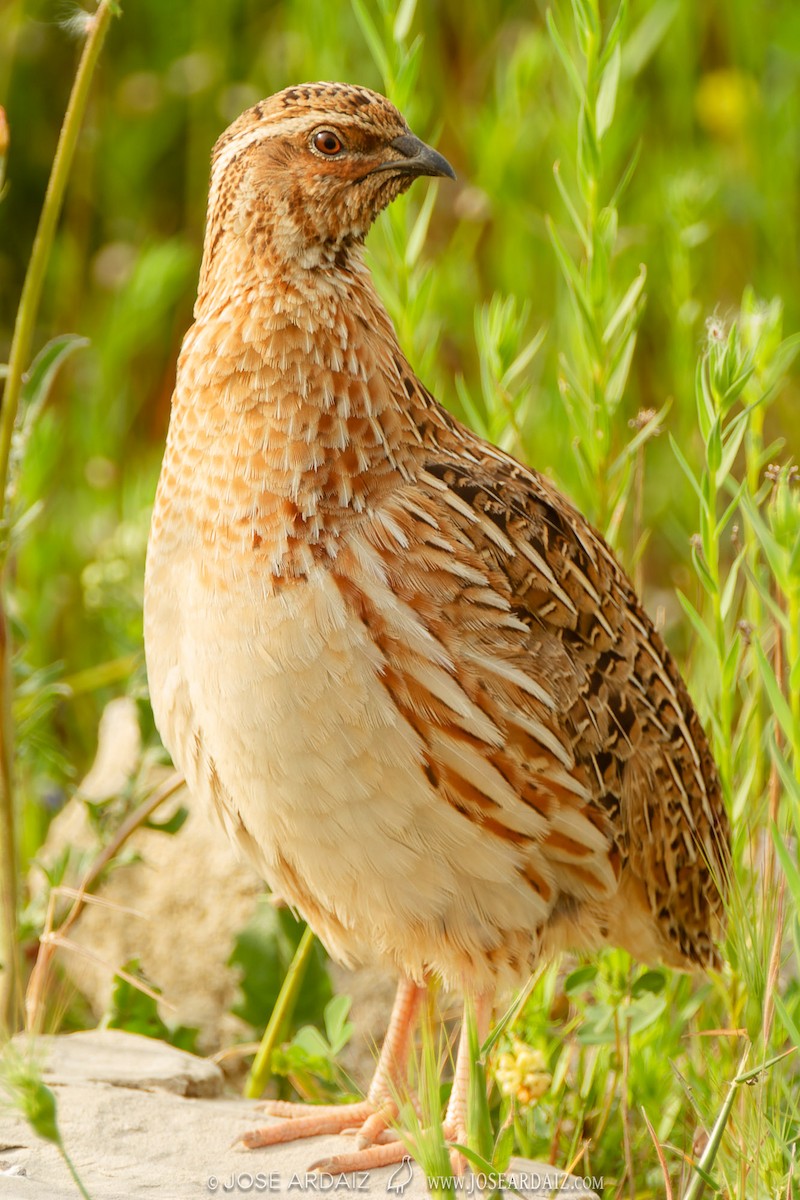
144, 81, 729, 1167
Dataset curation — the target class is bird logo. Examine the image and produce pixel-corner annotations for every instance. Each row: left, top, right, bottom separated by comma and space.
386, 1155, 414, 1194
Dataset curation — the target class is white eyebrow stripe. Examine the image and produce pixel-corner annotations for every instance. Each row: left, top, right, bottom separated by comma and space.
212, 124, 289, 181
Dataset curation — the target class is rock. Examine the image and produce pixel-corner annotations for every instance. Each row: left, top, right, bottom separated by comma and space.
31, 777, 264, 1054
0, 1032, 601, 1199
12, 1029, 224, 1097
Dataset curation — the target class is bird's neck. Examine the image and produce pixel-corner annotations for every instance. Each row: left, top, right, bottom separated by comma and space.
165, 241, 420, 576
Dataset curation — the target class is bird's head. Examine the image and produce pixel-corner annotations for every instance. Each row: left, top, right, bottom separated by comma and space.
202, 82, 454, 278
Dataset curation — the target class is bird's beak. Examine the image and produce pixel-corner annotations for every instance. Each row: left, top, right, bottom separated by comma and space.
375, 133, 456, 181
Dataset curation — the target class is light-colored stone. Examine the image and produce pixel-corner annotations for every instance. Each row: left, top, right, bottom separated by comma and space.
12, 1029, 223, 1098
0, 1034, 601, 1199
31, 779, 264, 1053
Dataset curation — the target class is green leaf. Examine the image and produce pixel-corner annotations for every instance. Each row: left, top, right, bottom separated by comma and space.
546, 216, 599, 352
323, 994, 354, 1055
631, 969, 666, 997
104, 959, 198, 1052
768, 330, 800, 383
292, 1025, 331, 1059
405, 178, 438, 268
455, 376, 489, 440
721, 365, 755, 411
706, 416, 722, 477
627, 994, 668, 1035
229, 898, 332, 1032
392, 0, 417, 43
774, 993, 800, 1051
546, 9, 587, 106
772, 823, 800, 909
670, 434, 706, 510
503, 323, 548, 388
564, 964, 598, 995
579, 993, 667, 1044
603, 263, 646, 346
605, 328, 637, 409
621, 0, 678, 77
464, 1003, 493, 1163
715, 479, 746, 542
753, 640, 796, 745
553, 160, 589, 248
691, 539, 718, 597
767, 735, 800, 809
720, 548, 745, 621
20, 333, 89, 412
716, 413, 747, 487
492, 1116, 516, 1172
144, 805, 188, 835
596, 43, 621, 139
10, 335, 89, 502
571, 0, 599, 40
576, 1001, 616, 1043
26, 1079, 61, 1145
599, 0, 628, 71
576, 102, 601, 199
609, 139, 642, 211
742, 493, 788, 589
721, 631, 741, 690
482, 969, 542, 1057
696, 358, 715, 441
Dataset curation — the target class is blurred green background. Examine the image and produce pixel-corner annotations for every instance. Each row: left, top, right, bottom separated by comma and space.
1, 0, 798, 843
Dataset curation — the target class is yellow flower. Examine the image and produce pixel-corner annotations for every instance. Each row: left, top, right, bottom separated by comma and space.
494, 1040, 551, 1107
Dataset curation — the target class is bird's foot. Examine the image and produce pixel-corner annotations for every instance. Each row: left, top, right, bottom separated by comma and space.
241, 1096, 403, 1158
241, 1098, 373, 1147
309, 1132, 410, 1174
307, 1114, 471, 1178
242, 1098, 472, 1178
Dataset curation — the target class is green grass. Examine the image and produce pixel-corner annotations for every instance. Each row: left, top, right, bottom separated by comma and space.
1, 0, 799, 1195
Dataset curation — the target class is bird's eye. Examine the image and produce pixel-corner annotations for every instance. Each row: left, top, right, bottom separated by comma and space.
312, 130, 344, 156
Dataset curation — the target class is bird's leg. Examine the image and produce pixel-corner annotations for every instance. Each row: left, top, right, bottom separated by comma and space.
242, 977, 424, 1157
442, 993, 493, 1175
310, 991, 495, 1177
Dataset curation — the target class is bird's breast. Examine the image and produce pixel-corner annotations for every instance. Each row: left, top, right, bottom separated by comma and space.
144, 520, 558, 989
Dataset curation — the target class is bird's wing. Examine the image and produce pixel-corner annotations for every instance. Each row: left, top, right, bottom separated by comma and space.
339, 386, 728, 967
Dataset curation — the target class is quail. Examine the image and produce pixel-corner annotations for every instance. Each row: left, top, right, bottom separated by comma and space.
144, 82, 730, 1173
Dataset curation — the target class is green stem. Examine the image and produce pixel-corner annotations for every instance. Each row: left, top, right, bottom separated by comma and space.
681, 1049, 749, 1200
62, 653, 141, 697
787, 590, 800, 775
60, 1144, 92, 1200
0, 597, 16, 1031
245, 924, 316, 1099
703, 366, 733, 798
583, 27, 607, 529
0, 1, 118, 519
742, 412, 766, 799
0, 0, 118, 1034
707, 481, 734, 796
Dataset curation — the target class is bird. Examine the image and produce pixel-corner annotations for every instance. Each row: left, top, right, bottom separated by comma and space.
143, 81, 730, 1174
